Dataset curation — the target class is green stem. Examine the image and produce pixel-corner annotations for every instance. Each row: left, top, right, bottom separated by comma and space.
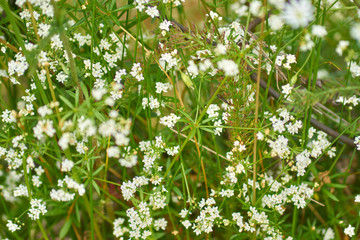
164, 76, 228, 178
88, 154, 95, 240
23, 157, 49, 240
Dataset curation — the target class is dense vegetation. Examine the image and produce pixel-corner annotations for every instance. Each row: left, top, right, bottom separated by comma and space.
0, 0, 360, 239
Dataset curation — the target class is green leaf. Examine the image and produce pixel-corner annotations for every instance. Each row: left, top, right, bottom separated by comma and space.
172, 186, 183, 198
93, 164, 104, 176
75, 88, 80, 107
93, 108, 106, 122
177, 108, 194, 123
200, 127, 214, 133
44, 208, 67, 216
325, 183, 346, 189
197, 128, 202, 145
174, 168, 191, 181
135, 104, 143, 116
188, 128, 197, 139
109, 14, 121, 26
92, 180, 101, 195
59, 218, 72, 239
322, 188, 339, 202
59, 95, 74, 109
80, 81, 90, 100
61, 111, 73, 122
182, 125, 193, 133
69, 17, 87, 32
201, 117, 217, 124
75, 202, 81, 225
112, 4, 134, 13
153, 232, 166, 239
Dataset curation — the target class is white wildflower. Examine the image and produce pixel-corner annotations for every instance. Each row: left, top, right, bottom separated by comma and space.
269, 15, 284, 31
311, 25, 327, 37
28, 198, 47, 220
350, 23, 360, 42
282, 0, 314, 29
61, 159, 74, 172
7, 220, 21, 232
145, 6, 159, 18
344, 225, 355, 237
160, 113, 180, 128
217, 59, 239, 77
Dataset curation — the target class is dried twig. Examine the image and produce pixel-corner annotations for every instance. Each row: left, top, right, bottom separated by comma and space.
247, 10, 272, 32
352, 0, 360, 9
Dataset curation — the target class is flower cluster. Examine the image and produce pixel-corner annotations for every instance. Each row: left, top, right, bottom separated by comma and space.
28, 198, 47, 220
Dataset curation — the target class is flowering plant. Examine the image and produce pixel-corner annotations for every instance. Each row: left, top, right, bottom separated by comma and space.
0, 0, 360, 239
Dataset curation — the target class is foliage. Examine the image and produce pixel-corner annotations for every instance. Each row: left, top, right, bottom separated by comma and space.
0, 0, 360, 239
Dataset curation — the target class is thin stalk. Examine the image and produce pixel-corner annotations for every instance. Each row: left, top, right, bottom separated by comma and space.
88, 153, 95, 240
252, 1, 266, 207
164, 76, 228, 178
251, 3, 266, 239
82, 195, 103, 240
102, 136, 111, 189
23, 156, 49, 240
44, 65, 61, 122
